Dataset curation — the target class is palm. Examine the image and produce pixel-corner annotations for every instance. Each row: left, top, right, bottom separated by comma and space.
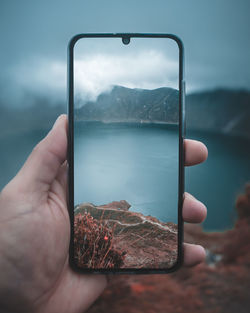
0, 117, 106, 313
26, 168, 106, 313
37, 171, 106, 313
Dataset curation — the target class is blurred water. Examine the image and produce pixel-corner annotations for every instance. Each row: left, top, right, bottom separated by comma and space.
186, 129, 250, 231
0, 125, 249, 231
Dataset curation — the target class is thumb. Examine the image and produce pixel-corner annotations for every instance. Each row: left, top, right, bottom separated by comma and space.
15, 114, 68, 194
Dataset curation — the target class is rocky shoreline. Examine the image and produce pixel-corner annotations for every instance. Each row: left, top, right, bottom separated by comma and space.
86, 184, 250, 313
74, 201, 178, 269
75, 118, 179, 126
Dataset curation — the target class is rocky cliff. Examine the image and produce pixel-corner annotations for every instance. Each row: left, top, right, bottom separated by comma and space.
86, 184, 250, 313
74, 201, 178, 269
1, 86, 249, 138
186, 88, 250, 138
75, 85, 250, 138
75, 85, 179, 124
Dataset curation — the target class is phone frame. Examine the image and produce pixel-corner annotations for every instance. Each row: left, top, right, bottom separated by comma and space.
67, 33, 185, 274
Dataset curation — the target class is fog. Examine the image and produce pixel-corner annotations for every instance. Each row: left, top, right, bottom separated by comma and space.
0, 0, 250, 107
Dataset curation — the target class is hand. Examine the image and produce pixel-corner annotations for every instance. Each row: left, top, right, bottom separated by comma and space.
0, 115, 207, 313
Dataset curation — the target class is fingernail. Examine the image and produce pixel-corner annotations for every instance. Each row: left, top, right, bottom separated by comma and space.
185, 192, 205, 206
52, 115, 62, 129
184, 192, 196, 200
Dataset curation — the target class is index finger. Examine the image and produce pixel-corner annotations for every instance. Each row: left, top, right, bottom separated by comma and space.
184, 139, 208, 166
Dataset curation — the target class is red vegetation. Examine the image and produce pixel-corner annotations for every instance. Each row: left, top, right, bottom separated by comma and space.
75, 202, 178, 269
130, 282, 154, 294
86, 184, 250, 313
235, 184, 250, 220
74, 212, 126, 268
221, 184, 250, 265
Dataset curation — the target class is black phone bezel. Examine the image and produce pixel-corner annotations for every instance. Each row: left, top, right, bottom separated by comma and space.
67, 33, 185, 274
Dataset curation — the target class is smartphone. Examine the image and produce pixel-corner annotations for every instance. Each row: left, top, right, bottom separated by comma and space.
68, 33, 185, 274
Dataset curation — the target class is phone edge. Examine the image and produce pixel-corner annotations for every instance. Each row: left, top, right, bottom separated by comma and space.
67, 33, 185, 275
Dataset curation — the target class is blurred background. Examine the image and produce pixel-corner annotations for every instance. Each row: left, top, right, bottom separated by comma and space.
0, 0, 250, 312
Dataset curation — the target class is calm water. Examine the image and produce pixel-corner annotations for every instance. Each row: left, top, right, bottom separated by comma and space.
0, 124, 250, 231
74, 122, 179, 224
186, 129, 250, 230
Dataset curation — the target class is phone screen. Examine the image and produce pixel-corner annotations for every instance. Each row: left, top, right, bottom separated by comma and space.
69, 34, 184, 272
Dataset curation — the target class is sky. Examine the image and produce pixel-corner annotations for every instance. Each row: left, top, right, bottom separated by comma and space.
74, 37, 179, 103
0, 0, 250, 106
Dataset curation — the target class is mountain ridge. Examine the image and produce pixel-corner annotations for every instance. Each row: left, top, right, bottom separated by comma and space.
186, 88, 250, 138
0, 86, 249, 138
75, 85, 179, 124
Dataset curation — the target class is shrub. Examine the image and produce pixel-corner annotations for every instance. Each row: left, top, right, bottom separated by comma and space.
74, 212, 126, 269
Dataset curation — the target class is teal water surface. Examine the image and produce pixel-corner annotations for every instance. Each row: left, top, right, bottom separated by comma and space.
0, 124, 249, 231
74, 122, 179, 224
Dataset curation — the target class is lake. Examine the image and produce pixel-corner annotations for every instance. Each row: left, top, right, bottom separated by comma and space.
0, 123, 249, 231
74, 122, 179, 225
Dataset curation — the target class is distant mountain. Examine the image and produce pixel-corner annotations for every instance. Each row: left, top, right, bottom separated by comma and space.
0, 87, 249, 139
186, 89, 250, 138
75, 85, 179, 124
75, 86, 250, 139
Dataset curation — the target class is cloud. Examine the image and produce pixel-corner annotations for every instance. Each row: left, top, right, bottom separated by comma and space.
9, 57, 67, 104
1, 49, 179, 107
74, 50, 179, 104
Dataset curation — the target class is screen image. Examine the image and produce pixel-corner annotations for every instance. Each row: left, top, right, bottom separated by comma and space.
72, 36, 181, 270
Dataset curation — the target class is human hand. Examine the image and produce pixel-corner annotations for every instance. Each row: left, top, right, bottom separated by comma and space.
0, 115, 207, 313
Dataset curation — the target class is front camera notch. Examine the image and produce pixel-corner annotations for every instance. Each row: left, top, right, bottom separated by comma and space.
122, 36, 130, 45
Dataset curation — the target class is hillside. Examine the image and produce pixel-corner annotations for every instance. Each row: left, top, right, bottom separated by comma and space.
75, 86, 250, 138
186, 88, 250, 138
74, 200, 178, 269
86, 184, 250, 313
75, 85, 179, 124
0, 87, 249, 138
